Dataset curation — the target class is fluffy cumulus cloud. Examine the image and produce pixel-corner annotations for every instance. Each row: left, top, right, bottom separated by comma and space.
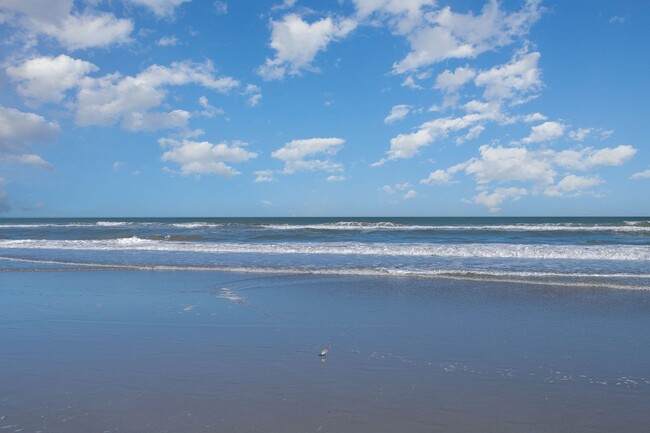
391, 0, 542, 73
75, 60, 239, 130
421, 142, 637, 210
0, 0, 133, 50
160, 138, 257, 176
0, 106, 59, 154
544, 174, 602, 197
377, 48, 542, 166
6, 54, 240, 132
520, 121, 565, 143
374, 100, 506, 165
403, 189, 418, 199
384, 104, 412, 124
420, 169, 454, 185
258, 14, 356, 80
523, 112, 547, 123
554, 145, 637, 170
353, 0, 435, 34
435, 66, 476, 94
474, 50, 542, 102
7, 55, 98, 104
272, 137, 345, 173
468, 187, 528, 213
0, 106, 57, 176
464, 144, 555, 185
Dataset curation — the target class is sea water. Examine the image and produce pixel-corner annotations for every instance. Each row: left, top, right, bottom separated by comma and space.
1, 217, 649, 289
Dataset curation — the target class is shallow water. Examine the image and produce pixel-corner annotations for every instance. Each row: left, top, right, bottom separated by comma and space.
1, 271, 649, 432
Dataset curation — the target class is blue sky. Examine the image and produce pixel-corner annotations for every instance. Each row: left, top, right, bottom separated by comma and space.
0, 0, 648, 217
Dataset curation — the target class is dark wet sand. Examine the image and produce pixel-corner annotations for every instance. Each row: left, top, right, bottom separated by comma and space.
1, 270, 650, 432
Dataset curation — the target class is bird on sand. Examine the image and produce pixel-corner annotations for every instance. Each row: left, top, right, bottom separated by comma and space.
319, 347, 330, 357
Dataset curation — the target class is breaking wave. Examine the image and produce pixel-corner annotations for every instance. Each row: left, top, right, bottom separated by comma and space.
1, 238, 648, 261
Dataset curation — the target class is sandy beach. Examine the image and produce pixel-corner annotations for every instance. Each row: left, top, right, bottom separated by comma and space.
2, 270, 649, 432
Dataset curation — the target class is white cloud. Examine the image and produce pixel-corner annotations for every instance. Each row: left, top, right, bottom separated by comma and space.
113, 161, 125, 171
261, 199, 273, 207
474, 51, 541, 102
401, 75, 422, 89
254, 170, 275, 183
374, 106, 505, 165
272, 137, 345, 173
384, 104, 411, 124
585, 145, 636, 167
327, 175, 345, 182
197, 96, 223, 117
376, 51, 542, 166
469, 187, 528, 212
76, 61, 239, 130
428, 142, 638, 212
354, 0, 435, 34
435, 66, 476, 94
568, 128, 592, 141
381, 182, 418, 200
631, 169, 650, 180
127, 0, 191, 17
464, 144, 555, 185
7, 54, 98, 104
50, 14, 132, 50
523, 112, 547, 123
395, 182, 411, 191
544, 174, 602, 197
403, 189, 418, 199
420, 169, 453, 185
392, 0, 542, 73
0, 106, 59, 154
160, 138, 257, 176
258, 14, 356, 80
11, 5, 134, 50
157, 35, 179, 46
455, 124, 485, 145
1, 153, 52, 170
609, 16, 625, 24
458, 144, 637, 188
243, 84, 262, 106
555, 145, 637, 170
521, 121, 565, 144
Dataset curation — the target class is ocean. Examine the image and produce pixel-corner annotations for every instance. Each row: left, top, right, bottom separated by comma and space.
3, 218, 650, 431
1, 217, 649, 289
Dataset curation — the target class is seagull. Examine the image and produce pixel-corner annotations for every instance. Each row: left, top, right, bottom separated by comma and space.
319, 347, 330, 357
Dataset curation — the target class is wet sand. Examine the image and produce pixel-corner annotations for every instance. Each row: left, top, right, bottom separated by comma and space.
1, 270, 650, 432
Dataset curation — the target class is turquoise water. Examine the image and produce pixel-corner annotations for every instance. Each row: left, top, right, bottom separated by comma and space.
1, 217, 649, 288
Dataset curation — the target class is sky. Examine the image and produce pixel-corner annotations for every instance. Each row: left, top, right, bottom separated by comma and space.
0, 0, 648, 217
